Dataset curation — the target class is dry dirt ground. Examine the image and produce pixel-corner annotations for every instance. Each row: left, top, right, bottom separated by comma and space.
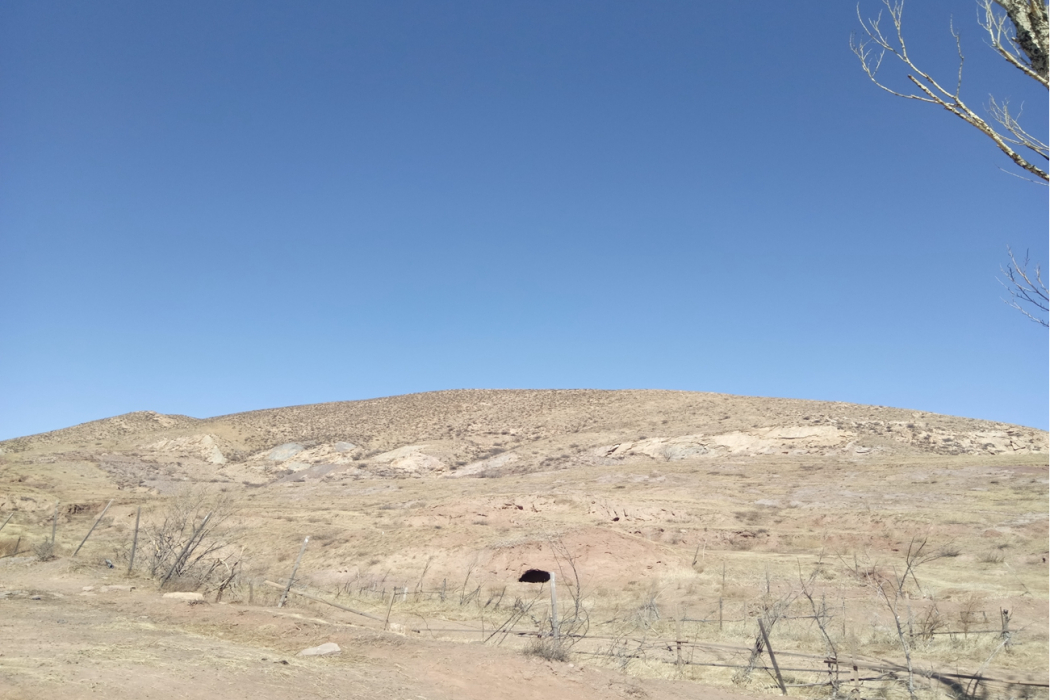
0, 558, 753, 700
1, 390, 1047, 699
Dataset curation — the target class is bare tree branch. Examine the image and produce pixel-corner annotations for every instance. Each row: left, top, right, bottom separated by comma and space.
980, 0, 1050, 85
987, 98, 1049, 159
1000, 247, 1049, 327
852, 0, 1049, 181
987, 0, 1050, 82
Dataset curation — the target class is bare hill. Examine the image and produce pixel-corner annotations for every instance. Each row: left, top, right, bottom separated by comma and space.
1, 390, 1045, 486
1, 390, 1047, 699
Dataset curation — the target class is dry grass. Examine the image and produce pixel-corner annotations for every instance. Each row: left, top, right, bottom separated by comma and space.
0, 390, 1045, 699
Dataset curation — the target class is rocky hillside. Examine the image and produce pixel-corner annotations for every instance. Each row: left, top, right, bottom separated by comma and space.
1, 390, 1045, 488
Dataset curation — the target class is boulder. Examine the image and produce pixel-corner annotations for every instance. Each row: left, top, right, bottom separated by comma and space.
298, 642, 341, 657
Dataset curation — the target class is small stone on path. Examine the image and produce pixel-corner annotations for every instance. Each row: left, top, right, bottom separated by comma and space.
163, 592, 204, 602
298, 642, 341, 657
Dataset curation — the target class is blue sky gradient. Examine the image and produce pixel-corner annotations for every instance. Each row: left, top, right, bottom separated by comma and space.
2, 1, 1047, 439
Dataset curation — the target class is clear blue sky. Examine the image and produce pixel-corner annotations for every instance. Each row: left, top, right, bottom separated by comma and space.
2, 1, 1047, 440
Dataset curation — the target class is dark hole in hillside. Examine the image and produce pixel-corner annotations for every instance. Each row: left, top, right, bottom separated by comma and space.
518, 569, 551, 583
612, 517, 620, 521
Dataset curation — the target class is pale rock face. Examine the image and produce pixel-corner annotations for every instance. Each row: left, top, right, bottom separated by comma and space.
593, 426, 853, 461
268, 443, 305, 461
761, 425, 843, 443
372, 445, 428, 463
282, 461, 312, 473
246, 441, 363, 473
140, 411, 178, 428
372, 445, 447, 474
708, 432, 776, 454
890, 426, 1048, 454
298, 642, 341, 657
451, 451, 520, 477
146, 434, 226, 464
630, 436, 711, 461
597, 435, 714, 461
659, 438, 710, 460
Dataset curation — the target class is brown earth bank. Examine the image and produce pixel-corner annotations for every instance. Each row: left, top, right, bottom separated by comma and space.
1, 390, 1047, 699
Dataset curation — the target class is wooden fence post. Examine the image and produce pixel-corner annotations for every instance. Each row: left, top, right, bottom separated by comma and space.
758, 618, 787, 695
384, 589, 396, 630
73, 499, 113, 557
278, 536, 309, 608
127, 506, 141, 575
0, 512, 13, 534
719, 561, 726, 632
51, 502, 59, 545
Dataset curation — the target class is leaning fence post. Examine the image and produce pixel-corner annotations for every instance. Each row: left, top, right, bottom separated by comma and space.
278, 536, 309, 608
73, 499, 113, 557
0, 512, 13, 534
719, 561, 726, 632
127, 506, 141, 575
51, 502, 60, 545
758, 618, 787, 695
384, 589, 396, 630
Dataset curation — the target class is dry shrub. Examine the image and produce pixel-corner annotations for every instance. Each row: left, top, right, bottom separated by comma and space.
523, 635, 570, 662
142, 486, 242, 591
0, 538, 19, 558
32, 539, 56, 561
915, 602, 946, 641
978, 549, 1005, 564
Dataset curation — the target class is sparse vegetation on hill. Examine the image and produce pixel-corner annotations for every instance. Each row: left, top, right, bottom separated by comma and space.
0, 390, 1046, 699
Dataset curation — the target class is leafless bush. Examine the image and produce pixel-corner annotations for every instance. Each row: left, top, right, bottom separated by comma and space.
915, 602, 946, 641
958, 594, 986, 638
937, 543, 962, 558
632, 586, 662, 630
978, 549, 1005, 564
548, 537, 590, 645
341, 571, 390, 598
797, 562, 838, 662
485, 595, 538, 646
32, 539, 56, 561
733, 584, 798, 686
872, 536, 948, 700
143, 486, 241, 591
523, 635, 570, 662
